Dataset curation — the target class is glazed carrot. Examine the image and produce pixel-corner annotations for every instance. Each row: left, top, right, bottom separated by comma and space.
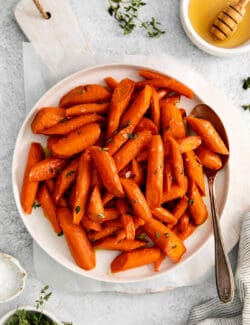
104, 76, 119, 90
162, 177, 188, 202
136, 150, 148, 163
134, 117, 158, 135
130, 159, 144, 186
143, 218, 186, 262
163, 159, 173, 193
81, 215, 102, 232
120, 85, 152, 128
94, 237, 146, 251
57, 196, 68, 208
90, 146, 124, 197
115, 215, 145, 242
47, 135, 60, 153
21, 143, 43, 214
87, 185, 105, 223
50, 123, 101, 158
151, 207, 177, 226
120, 178, 152, 222
188, 181, 208, 225
106, 78, 135, 139
121, 214, 135, 240
186, 116, 229, 155
101, 208, 120, 222
168, 136, 186, 188
57, 207, 96, 270
59, 84, 111, 108
102, 191, 115, 207
184, 150, 205, 195
28, 157, 67, 182
160, 95, 180, 105
54, 158, 79, 203
106, 125, 134, 155
172, 195, 189, 220
178, 136, 202, 153
177, 212, 190, 232
146, 135, 164, 208
42, 114, 105, 135
91, 168, 103, 189
173, 222, 197, 241
111, 247, 161, 273
154, 252, 165, 272
45, 179, 55, 193
113, 130, 152, 172
138, 69, 194, 99
68, 183, 76, 209
31, 108, 66, 134
179, 108, 186, 118
157, 89, 169, 99
72, 150, 91, 223
150, 87, 160, 129
65, 103, 110, 117
115, 198, 130, 214
37, 183, 61, 234
89, 220, 122, 242
161, 102, 186, 142
196, 145, 223, 170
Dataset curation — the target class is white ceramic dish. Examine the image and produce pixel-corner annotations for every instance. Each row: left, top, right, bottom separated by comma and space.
12, 63, 230, 283
180, 0, 250, 56
0, 253, 26, 303
0, 306, 60, 325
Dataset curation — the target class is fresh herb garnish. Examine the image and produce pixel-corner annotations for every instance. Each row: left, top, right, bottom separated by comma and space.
98, 213, 105, 219
108, 0, 165, 37
32, 202, 41, 209
127, 132, 138, 139
79, 88, 84, 94
171, 244, 177, 249
99, 147, 109, 151
153, 170, 158, 175
42, 147, 51, 158
155, 231, 161, 239
165, 125, 170, 131
242, 104, 250, 111
188, 198, 194, 205
57, 231, 64, 237
75, 205, 81, 214
243, 77, 250, 90
164, 232, 170, 238
132, 198, 137, 204
66, 170, 75, 178
136, 232, 147, 240
106, 137, 113, 143
60, 117, 69, 123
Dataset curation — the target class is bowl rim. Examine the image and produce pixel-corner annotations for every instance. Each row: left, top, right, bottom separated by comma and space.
180, 0, 250, 56
0, 253, 26, 304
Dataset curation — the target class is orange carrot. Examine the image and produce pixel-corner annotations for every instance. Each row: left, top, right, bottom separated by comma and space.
28, 157, 67, 182
120, 85, 152, 128
143, 218, 186, 262
163, 159, 173, 193
57, 196, 68, 208
42, 114, 105, 135
89, 220, 122, 242
21, 143, 43, 214
106, 78, 135, 139
102, 191, 115, 207
47, 135, 60, 153
150, 87, 160, 129
57, 207, 96, 270
121, 214, 135, 240
90, 146, 124, 197
91, 168, 103, 189
173, 222, 197, 241
81, 215, 102, 232
130, 159, 144, 186
50, 123, 101, 158
146, 135, 164, 208
87, 185, 105, 223
54, 157, 79, 203
168, 136, 186, 188
94, 238, 146, 251
178, 136, 202, 153
104, 77, 119, 90
111, 247, 161, 273
113, 130, 152, 172
105, 125, 134, 155
31, 108, 66, 134
120, 178, 152, 222
102, 208, 120, 222
172, 195, 189, 220
60, 84, 111, 108
162, 177, 188, 202
68, 184, 76, 209
154, 252, 165, 272
177, 212, 190, 232
136, 150, 148, 163
37, 183, 62, 234
157, 89, 169, 99
151, 207, 177, 226
72, 150, 92, 224
188, 181, 208, 225
186, 116, 229, 155
184, 150, 205, 195
65, 103, 110, 117
160, 95, 180, 105
196, 145, 223, 170
134, 117, 158, 135
45, 179, 55, 193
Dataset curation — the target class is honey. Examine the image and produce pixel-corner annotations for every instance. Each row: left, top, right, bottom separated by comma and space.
189, 0, 250, 48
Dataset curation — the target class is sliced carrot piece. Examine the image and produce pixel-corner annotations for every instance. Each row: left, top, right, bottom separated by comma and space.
163, 159, 173, 193
104, 76, 119, 90
130, 159, 144, 186
184, 150, 205, 195
162, 177, 188, 202
111, 247, 161, 273
106, 125, 134, 156
37, 184, 62, 234
81, 215, 102, 232
196, 145, 223, 170
172, 195, 189, 220
150, 87, 160, 129
65, 102, 110, 117
21, 143, 43, 214
45, 179, 55, 193
169, 136, 186, 188
89, 220, 122, 242
134, 117, 158, 135
188, 181, 208, 225
31, 108, 66, 134
94, 238, 146, 251
60, 84, 111, 108
136, 150, 148, 163
177, 212, 190, 232
154, 252, 165, 272
151, 207, 177, 226
173, 222, 197, 241
87, 185, 105, 223
178, 136, 202, 153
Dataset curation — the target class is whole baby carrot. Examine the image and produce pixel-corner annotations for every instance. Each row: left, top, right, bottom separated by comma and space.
196, 145, 223, 170
134, 117, 158, 135
87, 185, 105, 223
94, 238, 146, 251
104, 77, 119, 90
150, 87, 161, 129
21, 142, 43, 214
31, 107, 66, 134
188, 181, 208, 225
184, 150, 205, 195
65, 103, 110, 117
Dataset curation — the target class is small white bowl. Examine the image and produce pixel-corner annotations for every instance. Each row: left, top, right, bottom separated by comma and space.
0, 253, 26, 303
0, 306, 60, 325
180, 0, 250, 56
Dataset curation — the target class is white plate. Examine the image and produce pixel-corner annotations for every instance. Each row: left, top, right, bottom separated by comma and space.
12, 64, 230, 283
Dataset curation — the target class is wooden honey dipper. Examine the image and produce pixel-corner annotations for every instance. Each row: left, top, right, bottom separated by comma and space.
210, 0, 250, 41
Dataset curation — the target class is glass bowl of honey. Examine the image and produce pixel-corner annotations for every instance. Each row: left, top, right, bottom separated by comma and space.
180, 0, 250, 56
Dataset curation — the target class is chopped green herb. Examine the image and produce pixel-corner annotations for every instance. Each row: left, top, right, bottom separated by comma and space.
99, 147, 109, 151
188, 198, 194, 205
132, 198, 137, 204
127, 133, 133, 139
98, 213, 105, 219
141, 17, 165, 38
122, 119, 132, 128
32, 202, 41, 209
60, 117, 69, 123
75, 205, 81, 214
113, 130, 119, 136
66, 170, 75, 178
133, 133, 138, 139
106, 137, 113, 143
57, 231, 64, 237
165, 125, 170, 131
242, 104, 250, 111
164, 232, 170, 238
171, 244, 177, 249
136, 232, 147, 240
155, 231, 161, 239
79, 88, 84, 94
195, 158, 201, 165
243, 77, 250, 90
42, 146, 51, 158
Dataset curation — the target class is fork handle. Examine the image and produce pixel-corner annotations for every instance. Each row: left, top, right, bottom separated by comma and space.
208, 177, 234, 303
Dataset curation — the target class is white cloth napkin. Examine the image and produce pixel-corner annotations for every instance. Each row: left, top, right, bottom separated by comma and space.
189, 212, 250, 325
23, 42, 250, 293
